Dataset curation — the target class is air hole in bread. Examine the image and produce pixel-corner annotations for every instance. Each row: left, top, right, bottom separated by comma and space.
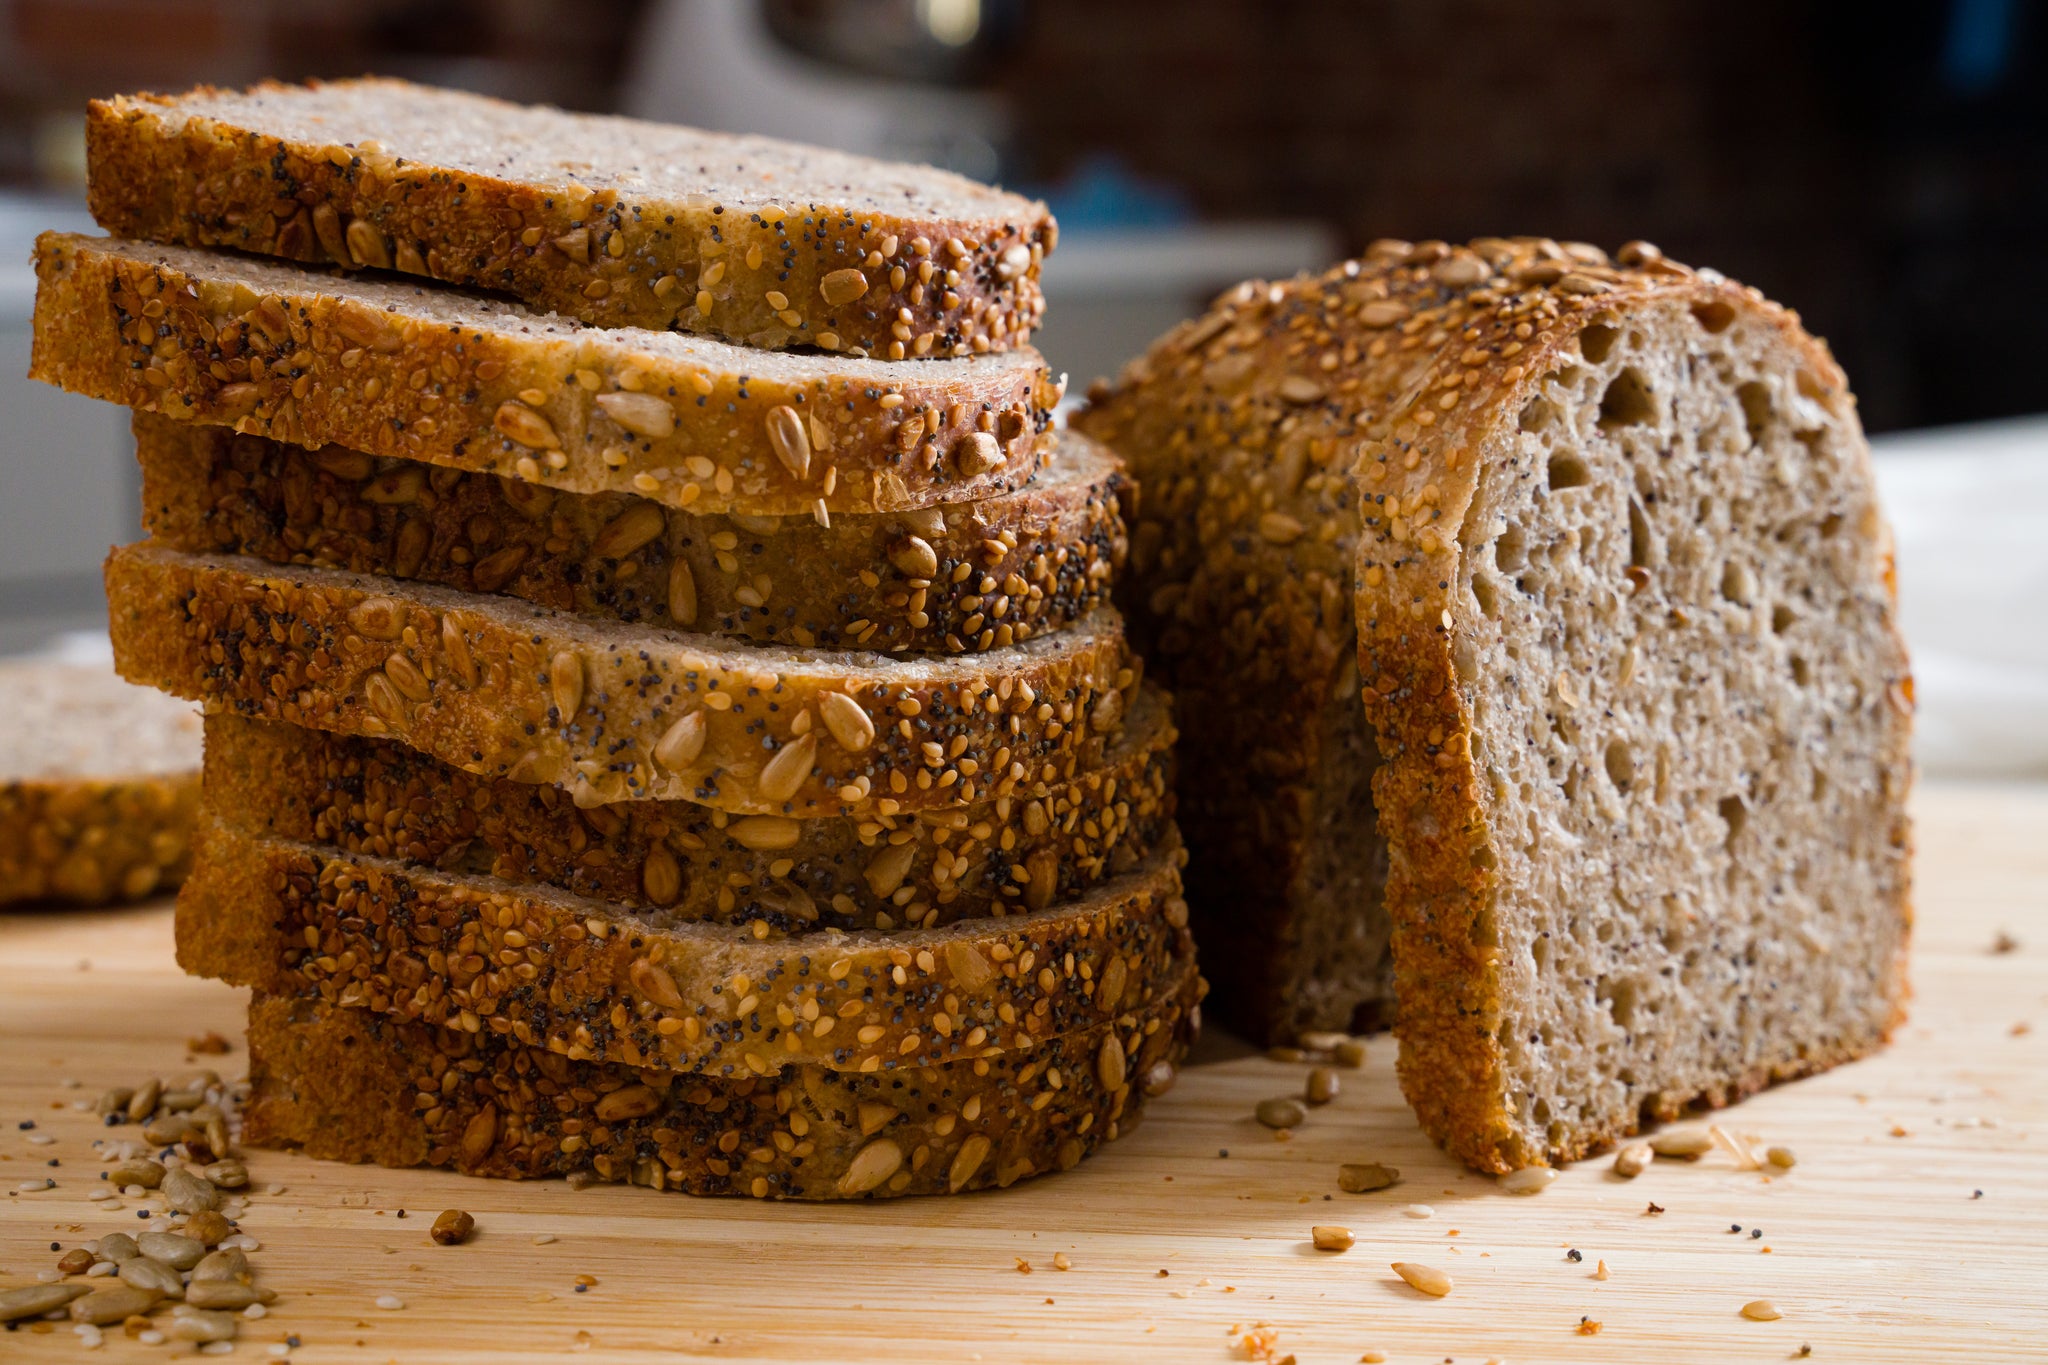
1548, 453, 1592, 491
1601, 976, 1638, 1029
1579, 324, 1620, 364
1738, 381, 1773, 445
1691, 299, 1736, 333
1471, 574, 1500, 619
1604, 739, 1635, 793
1494, 524, 1528, 571
1627, 498, 1652, 569
1598, 368, 1656, 429
1791, 655, 1811, 686
1720, 560, 1755, 606
1771, 603, 1796, 634
1718, 795, 1748, 846
1819, 511, 1843, 539
1520, 397, 1558, 433
1653, 744, 1672, 803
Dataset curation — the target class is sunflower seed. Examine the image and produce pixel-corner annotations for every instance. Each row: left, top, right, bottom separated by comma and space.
1337, 1163, 1399, 1194
1, 1282, 90, 1321
1311, 1226, 1355, 1252
1391, 1262, 1452, 1297
1500, 1166, 1558, 1195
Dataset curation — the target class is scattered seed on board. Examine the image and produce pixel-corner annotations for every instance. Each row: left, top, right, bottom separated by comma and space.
432, 1209, 476, 1246
1332, 1038, 1368, 1068
1337, 1162, 1399, 1194
1594, 1259, 1610, 1280
0, 1282, 89, 1322
1311, 1225, 1355, 1252
1613, 1142, 1653, 1178
170, 1309, 240, 1344
1052, 1253, 1072, 1271
1500, 1166, 1558, 1195
1402, 1203, 1435, 1219
1766, 1145, 1798, 1169
376, 1293, 406, 1310
1256, 1098, 1307, 1130
1649, 1128, 1714, 1160
1304, 1067, 1340, 1105
1392, 1262, 1452, 1297
1742, 1299, 1784, 1321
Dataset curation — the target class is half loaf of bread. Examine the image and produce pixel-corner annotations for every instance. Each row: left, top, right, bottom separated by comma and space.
1082, 237, 1912, 1172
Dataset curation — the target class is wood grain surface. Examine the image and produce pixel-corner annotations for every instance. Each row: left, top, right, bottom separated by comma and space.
3, 782, 2044, 1363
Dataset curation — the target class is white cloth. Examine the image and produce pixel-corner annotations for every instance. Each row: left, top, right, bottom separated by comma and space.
1873, 417, 2048, 777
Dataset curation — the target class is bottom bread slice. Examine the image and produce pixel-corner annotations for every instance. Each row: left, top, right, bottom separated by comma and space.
180, 823, 1194, 1077
244, 968, 1203, 1200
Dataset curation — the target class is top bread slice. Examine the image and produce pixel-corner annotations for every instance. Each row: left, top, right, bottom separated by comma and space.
1084, 237, 1912, 1173
0, 661, 202, 904
87, 79, 1052, 358
31, 233, 1057, 516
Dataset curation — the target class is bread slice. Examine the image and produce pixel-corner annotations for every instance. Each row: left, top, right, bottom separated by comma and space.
106, 543, 1138, 818
244, 967, 1198, 1200
1086, 237, 1913, 1172
87, 78, 1052, 359
200, 686, 1173, 931
0, 662, 202, 904
32, 233, 1058, 517
137, 414, 1128, 654
179, 820, 1193, 1077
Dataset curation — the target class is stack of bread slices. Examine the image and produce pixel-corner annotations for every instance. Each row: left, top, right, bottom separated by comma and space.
30, 78, 1197, 1200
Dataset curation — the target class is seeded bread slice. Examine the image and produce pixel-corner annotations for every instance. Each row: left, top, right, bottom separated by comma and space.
179, 822, 1194, 1077
1087, 237, 1913, 1173
0, 662, 202, 904
106, 543, 1138, 818
244, 967, 1198, 1200
88, 79, 1052, 358
137, 414, 1128, 654
32, 233, 1058, 517
199, 687, 1173, 932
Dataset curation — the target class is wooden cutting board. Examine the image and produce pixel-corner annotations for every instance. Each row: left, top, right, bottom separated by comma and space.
3, 782, 2044, 1363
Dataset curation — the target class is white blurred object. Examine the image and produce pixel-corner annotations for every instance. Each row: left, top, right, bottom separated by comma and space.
1872, 416, 2048, 777
0, 193, 136, 658
1037, 224, 1339, 393
619, 0, 1005, 180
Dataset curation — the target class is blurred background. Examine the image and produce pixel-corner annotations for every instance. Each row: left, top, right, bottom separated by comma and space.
0, 0, 2043, 769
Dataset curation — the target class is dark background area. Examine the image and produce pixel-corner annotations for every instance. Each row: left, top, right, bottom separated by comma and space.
0, 0, 2041, 433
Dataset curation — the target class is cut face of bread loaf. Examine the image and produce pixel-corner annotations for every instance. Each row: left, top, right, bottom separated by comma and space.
138, 415, 1128, 654
0, 662, 202, 904
33, 233, 1057, 516
1086, 237, 1911, 1173
88, 79, 1052, 358
179, 821, 1193, 1077
199, 686, 1174, 931
1354, 242, 1911, 1171
107, 544, 1139, 818
244, 971, 1197, 1200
